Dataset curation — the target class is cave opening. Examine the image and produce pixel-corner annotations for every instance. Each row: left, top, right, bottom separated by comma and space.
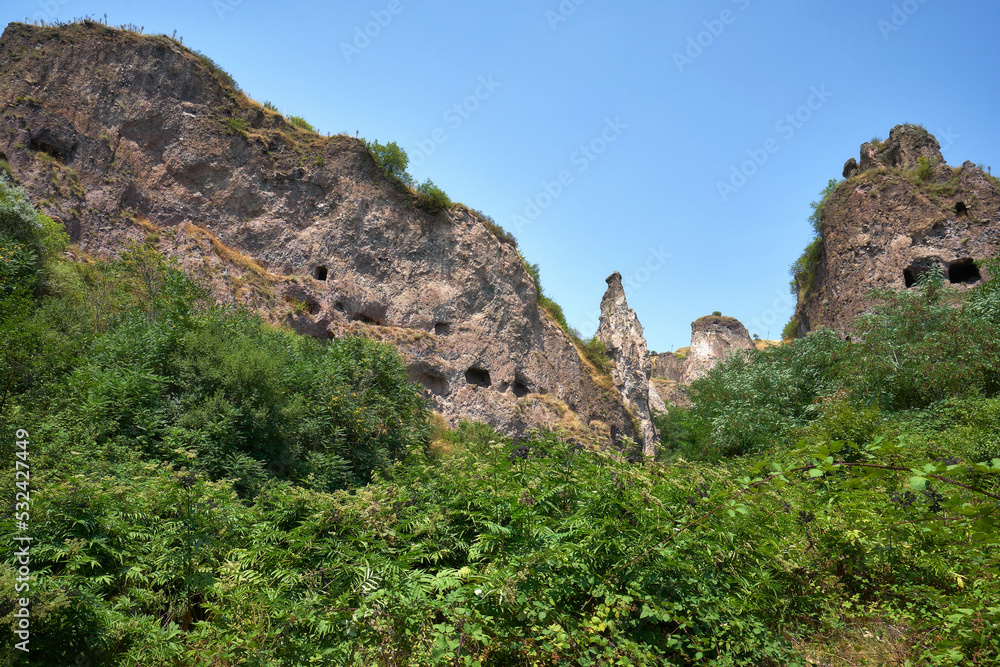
512, 380, 529, 398
955, 202, 968, 217
435, 322, 451, 336
948, 258, 981, 285
903, 268, 917, 288
465, 367, 492, 388
314, 265, 328, 281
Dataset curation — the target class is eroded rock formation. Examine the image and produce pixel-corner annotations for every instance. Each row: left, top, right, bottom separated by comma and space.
595, 272, 661, 457
793, 124, 1000, 334
0, 21, 639, 444
647, 314, 755, 403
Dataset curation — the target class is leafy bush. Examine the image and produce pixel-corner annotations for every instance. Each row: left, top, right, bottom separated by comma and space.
808, 178, 840, 236
192, 49, 239, 91
223, 117, 249, 138
474, 209, 517, 247
781, 315, 799, 340
842, 265, 1000, 410
687, 327, 845, 457
0, 175, 67, 296
415, 178, 451, 212
11, 246, 429, 492
580, 336, 611, 374
366, 140, 411, 183
915, 155, 934, 181
652, 405, 701, 459
288, 115, 317, 133
524, 260, 570, 333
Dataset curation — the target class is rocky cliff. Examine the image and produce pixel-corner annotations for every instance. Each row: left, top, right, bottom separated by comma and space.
793, 124, 1000, 334
594, 272, 661, 456
0, 20, 642, 445
679, 315, 754, 384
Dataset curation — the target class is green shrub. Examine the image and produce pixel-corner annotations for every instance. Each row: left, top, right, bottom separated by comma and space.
915, 155, 934, 181
288, 115, 317, 133
581, 336, 611, 374
788, 179, 840, 309
843, 265, 1000, 410
415, 178, 451, 212
808, 178, 840, 235
192, 49, 239, 91
524, 260, 571, 333
15, 246, 429, 492
0, 176, 68, 296
474, 209, 517, 247
223, 117, 249, 138
262, 100, 278, 111
652, 405, 702, 459
366, 140, 411, 182
781, 316, 799, 340
687, 327, 845, 457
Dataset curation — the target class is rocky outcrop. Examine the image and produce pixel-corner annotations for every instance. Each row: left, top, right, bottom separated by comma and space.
792, 124, 1000, 334
858, 124, 942, 173
595, 272, 661, 457
679, 315, 754, 384
0, 21, 639, 444
651, 352, 684, 383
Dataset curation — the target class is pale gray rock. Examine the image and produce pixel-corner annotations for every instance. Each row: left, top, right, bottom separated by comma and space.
595, 272, 660, 457
679, 315, 754, 384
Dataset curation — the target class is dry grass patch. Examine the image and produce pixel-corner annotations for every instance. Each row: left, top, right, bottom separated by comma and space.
184, 222, 289, 293
789, 618, 919, 666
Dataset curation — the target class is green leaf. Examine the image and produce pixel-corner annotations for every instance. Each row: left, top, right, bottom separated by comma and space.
808, 469, 824, 478
909, 476, 928, 492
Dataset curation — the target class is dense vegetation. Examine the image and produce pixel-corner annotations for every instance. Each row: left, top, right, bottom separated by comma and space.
2, 171, 999, 666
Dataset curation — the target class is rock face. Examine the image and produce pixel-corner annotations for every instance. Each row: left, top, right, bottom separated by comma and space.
595, 272, 661, 457
650, 352, 684, 382
858, 124, 943, 173
679, 315, 754, 384
0, 21, 640, 444
792, 124, 1000, 334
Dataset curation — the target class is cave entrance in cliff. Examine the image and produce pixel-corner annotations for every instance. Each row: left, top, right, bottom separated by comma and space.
903, 268, 917, 288
512, 376, 530, 398
948, 258, 981, 285
314, 265, 328, 281
465, 367, 492, 388
955, 202, 968, 217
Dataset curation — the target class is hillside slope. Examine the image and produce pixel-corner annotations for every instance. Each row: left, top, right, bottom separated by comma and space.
0, 20, 645, 447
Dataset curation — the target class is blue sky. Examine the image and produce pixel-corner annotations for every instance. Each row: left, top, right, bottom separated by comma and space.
6, 1, 1000, 351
